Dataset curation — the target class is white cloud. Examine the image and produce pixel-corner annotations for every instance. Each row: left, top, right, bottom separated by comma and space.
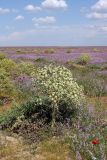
86, 0, 107, 20
41, 0, 68, 9
86, 12, 107, 19
32, 16, 56, 25
15, 15, 24, 21
24, 4, 41, 12
0, 8, 10, 14
24, 0, 68, 13
91, 0, 107, 11
0, 8, 19, 14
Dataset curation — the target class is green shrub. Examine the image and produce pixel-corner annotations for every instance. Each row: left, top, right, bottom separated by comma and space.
0, 96, 50, 128
0, 52, 6, 60
18, 62, 36, 76
0, 104, 24, 128
0, 59, 17, 73
0, 96, 77, 129
76, 54, 91, 65
0, 68, 17, 99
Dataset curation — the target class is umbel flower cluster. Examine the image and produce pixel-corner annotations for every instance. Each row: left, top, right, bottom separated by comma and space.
35, 64, 84, 108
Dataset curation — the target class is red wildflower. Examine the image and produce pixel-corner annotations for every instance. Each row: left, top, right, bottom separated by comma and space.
91, 139, 99, 145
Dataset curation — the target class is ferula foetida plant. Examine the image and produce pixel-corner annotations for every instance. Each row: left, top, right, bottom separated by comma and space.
34, 64, 85, 127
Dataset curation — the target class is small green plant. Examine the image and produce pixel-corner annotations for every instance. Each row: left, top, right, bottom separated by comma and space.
93, 48, 99, 52
76, 54, 91, 65
0, 58, 17, 73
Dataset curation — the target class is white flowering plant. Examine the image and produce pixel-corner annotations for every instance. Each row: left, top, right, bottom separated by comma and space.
33, 64, 85, 127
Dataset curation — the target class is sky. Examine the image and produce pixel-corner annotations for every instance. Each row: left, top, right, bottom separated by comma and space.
0, 0, 107, 46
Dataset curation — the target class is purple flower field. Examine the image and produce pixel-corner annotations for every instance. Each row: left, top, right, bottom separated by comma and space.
1, 46, 107, 64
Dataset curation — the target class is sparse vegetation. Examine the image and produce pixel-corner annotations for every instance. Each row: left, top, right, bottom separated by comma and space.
0, 47, 107, 160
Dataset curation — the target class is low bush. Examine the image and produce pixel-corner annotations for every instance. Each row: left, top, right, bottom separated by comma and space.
66, 48, 73, 53
44, 48, 55, 54
35, 58, 49, 63
76, 54, 91, 65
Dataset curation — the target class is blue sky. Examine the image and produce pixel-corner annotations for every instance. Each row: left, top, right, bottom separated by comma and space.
0, 0, 107, 46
